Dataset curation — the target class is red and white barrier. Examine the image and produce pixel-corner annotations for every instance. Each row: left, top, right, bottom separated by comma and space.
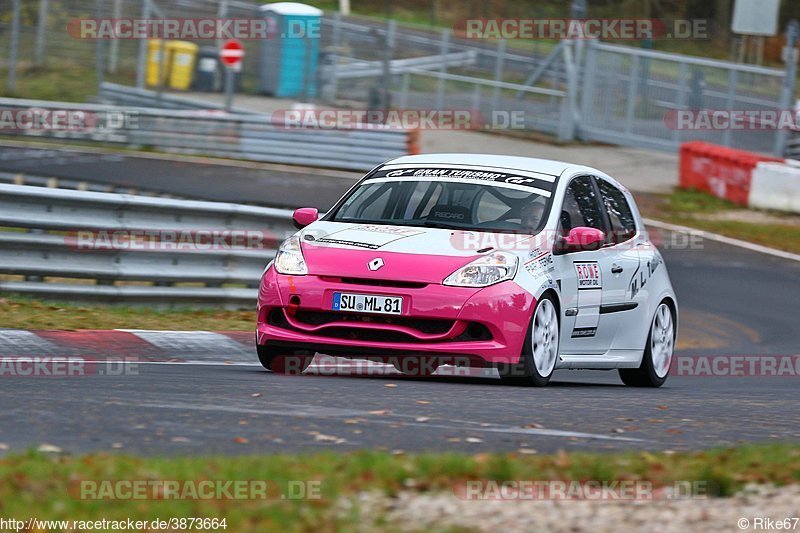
679, 141, 800, 213
750, 160, 800, 213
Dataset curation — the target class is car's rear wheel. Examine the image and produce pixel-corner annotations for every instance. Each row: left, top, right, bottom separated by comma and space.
257, 344, 313, 375
619, 301, 674, 387
498, 294, 559, 387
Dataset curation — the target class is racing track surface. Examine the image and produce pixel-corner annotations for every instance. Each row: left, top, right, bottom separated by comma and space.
1, 237, 798, 456
0, 144, 358, 210
0, 143, 798, 455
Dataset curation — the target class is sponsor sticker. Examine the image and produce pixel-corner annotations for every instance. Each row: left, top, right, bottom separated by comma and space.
524, 248, 554, 277
575, 261, 602, 289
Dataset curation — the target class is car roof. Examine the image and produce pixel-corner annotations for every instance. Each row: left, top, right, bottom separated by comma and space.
383, 153, 598, 178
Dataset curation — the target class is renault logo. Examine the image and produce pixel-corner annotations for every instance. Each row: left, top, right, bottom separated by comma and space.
368, 258, 384, 271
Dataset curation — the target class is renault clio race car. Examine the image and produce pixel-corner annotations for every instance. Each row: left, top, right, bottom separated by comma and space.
256, 154, 677, 387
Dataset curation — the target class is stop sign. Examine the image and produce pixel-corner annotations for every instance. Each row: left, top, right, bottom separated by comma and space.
220, 39, 244, 67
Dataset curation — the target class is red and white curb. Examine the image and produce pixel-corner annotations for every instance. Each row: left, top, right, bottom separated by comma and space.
0, 329, 498, 377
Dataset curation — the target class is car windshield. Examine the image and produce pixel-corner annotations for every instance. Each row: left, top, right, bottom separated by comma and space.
328, 167, 555, 234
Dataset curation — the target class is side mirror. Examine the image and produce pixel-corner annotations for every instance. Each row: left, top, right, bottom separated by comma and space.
292, 207, 319, 229
555, 226, 605, 254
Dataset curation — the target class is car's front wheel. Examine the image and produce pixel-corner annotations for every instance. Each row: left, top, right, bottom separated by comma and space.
498, 294, 559, 387
257, 345, 313, 375
619, 301, 674, 387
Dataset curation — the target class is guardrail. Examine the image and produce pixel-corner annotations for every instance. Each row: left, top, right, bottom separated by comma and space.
0, 184, 296, 307
0, 96, 416, 171
328, 50, 478, 80
98, 82, 254, 114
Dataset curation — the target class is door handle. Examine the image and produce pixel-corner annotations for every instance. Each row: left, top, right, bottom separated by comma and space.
611, 264, 623, 274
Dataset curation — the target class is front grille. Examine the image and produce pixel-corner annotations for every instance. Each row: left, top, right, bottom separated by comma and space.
294, 310, 454, 335
319, 276, 427, 289
317, 327, 416, 343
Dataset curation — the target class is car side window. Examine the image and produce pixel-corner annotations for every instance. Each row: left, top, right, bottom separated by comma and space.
598, 180, 637, 244
559, 176, 605, 235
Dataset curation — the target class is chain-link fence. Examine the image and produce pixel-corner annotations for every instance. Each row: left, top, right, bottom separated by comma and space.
0, 0, 797, 156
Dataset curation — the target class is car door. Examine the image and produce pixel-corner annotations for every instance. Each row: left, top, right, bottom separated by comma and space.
553, 175, 615, 355
595, 178, 645, 350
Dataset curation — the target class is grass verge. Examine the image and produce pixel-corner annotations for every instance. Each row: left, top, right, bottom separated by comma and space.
639, 189, 800, 256
0, 295, 253, 331
1, 444, 799, 531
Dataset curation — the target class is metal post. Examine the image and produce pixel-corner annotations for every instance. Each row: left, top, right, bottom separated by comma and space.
136, 0, 152, 89
623, 54, 640, 135
224, 67, 234, 112
471, 84, 481, 116
35, 0, 49, 66
96, 0, 106, 94
7, 0, 20, 93
383, 20, 395, 110
108, 0, 122, 73
491, 39, 506, 110
774, 20, 799, 157
671, 62, 688, 145
722, 69, 738, 147
216, 0, 229, 50
329, 12, 342, 100
577, 39, 598, 140
156, 35, 167, 105
399, 72, 410, 108
435, 29, 449, 110
558, 40, 578, 142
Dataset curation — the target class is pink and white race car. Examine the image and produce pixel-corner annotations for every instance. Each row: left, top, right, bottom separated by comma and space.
256, 154, 678, 387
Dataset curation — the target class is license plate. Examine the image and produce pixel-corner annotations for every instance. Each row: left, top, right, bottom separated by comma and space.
332, 292, 403, 315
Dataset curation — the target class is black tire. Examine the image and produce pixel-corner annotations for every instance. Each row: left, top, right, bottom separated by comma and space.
619, 301, 674, 388
257, 344, 313, 375
498, 293, 559, 387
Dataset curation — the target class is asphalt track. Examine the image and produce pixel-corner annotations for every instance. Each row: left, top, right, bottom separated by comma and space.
0, 143, 798, 455
0, 143, 358, 209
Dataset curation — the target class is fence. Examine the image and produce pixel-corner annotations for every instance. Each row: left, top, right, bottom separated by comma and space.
0, 182, 295, 307
1, 1, 797, 157
578, 40, 794, 155
0, 96, 416, 171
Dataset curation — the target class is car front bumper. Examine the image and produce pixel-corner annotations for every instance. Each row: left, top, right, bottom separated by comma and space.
256, 266, 534, 365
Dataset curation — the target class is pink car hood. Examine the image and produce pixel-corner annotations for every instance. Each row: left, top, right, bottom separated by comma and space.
299, 222, 528, 284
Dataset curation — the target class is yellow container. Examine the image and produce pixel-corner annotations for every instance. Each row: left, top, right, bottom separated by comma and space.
167, 41, 199, 91
146, 40, 198, 90
146, 39, 169, 87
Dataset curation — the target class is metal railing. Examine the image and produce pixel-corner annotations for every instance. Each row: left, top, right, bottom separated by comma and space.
0, 183, 296, 307
98, 82, 254, 114
0, 97, 415, 171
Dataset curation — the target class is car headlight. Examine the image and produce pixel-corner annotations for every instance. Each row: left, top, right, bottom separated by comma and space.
443, 251, 518, 287
274, 236, 308, 275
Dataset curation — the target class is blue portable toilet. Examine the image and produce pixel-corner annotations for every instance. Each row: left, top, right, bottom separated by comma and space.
258, 2, 322, 98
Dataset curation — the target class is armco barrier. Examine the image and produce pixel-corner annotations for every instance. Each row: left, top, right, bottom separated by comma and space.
679, 142, 783, 206
750, 160, 800, 214
0, 183, 296, 307
0, 96, 414, 172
